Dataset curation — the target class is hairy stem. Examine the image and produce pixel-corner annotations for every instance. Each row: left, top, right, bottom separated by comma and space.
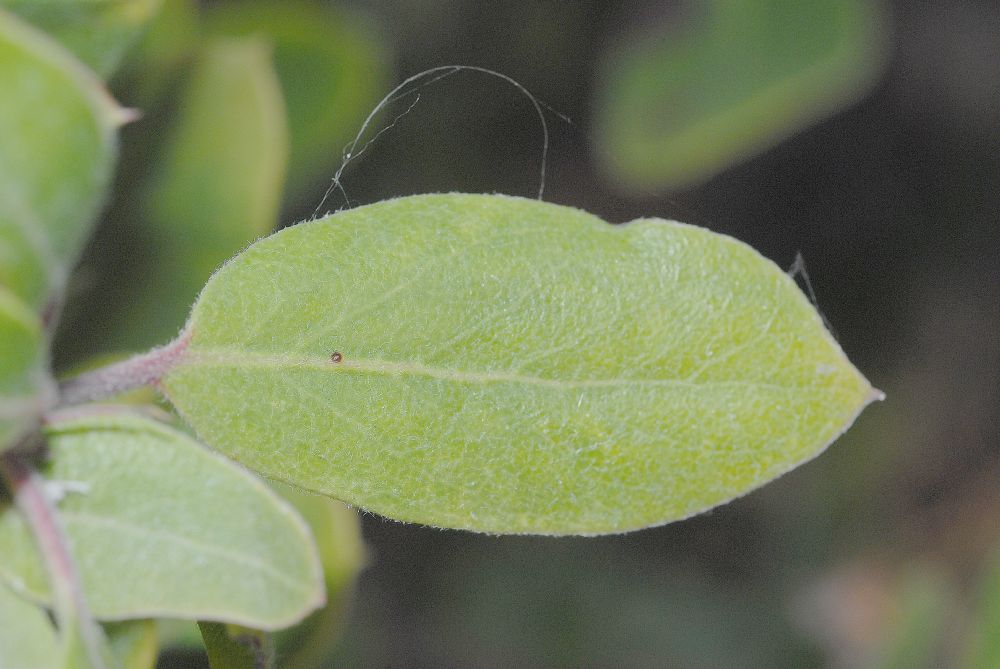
0, 454, 107, 668
58, 330, 191, 406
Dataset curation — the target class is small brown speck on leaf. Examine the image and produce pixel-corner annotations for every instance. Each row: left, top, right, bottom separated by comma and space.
330, 351, 343, 363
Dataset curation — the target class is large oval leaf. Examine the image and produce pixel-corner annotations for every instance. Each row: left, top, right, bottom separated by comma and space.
0, 410, 324, 629
162, 193, 880, 535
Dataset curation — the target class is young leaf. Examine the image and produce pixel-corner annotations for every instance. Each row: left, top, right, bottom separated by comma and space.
595, 0, 886, 190
161, 193, 881, 535
0, 0, 164, 77
0, 9, 120, 313
0, 410, 324, 629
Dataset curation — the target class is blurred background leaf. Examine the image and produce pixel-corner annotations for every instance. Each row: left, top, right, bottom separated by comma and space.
871, 566, 954, 669
272, 484, 365, 669
204, 0, 390, 214
105, 620, 159, 669
0, 9, 119, 313
961, 546, 1000, 668
115, 34, 288, 352
198, 622, 271, 669
0, 9, 119, 450
594, 0, 887, 190
0, 0, 163, 77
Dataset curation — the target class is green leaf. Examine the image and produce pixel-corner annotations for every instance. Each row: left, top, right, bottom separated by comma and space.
0, 286, 50, 450
0, 580, 61, 669
595, 0, 887, 190
0, 0, 164, 77
199, 622, 273, 669
204, 0, 390, 202
0, 9, 120, 312
0, 410, 324, 629
112, 34, 287, 351
162, 193, 880, 535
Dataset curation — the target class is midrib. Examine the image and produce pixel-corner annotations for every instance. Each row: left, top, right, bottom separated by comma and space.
179, 347, 798, 393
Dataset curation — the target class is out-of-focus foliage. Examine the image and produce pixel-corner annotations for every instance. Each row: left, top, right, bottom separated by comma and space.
962, 548, 1000, 668
0, 0, 162, 76
0, 9, 119, 312
595, 0, 887, 190
870, 567, 953, 669
272, 484, 365, 669
0, 9, 118, 449
204, 0, 390, 204
198, 622, 272, 669
105, 620, 159, 669
117, 34, 288, 351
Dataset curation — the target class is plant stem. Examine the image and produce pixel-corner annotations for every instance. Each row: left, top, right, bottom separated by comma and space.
0, 453, 107, 668
58, 330, 191, 406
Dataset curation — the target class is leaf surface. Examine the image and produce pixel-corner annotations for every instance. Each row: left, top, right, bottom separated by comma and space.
595, 0, 886, 189
163, 193, 880, 535
0, 410, 324, 629
0, 10, 120, 312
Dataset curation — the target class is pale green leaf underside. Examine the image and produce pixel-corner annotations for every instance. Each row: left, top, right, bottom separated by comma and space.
164, 193, 878, 535
0, 10, 120, 312
0, 410, 324, 629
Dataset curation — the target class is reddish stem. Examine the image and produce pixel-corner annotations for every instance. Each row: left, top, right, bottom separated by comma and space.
0, 454, 106, 667
58, 330, 191, 406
